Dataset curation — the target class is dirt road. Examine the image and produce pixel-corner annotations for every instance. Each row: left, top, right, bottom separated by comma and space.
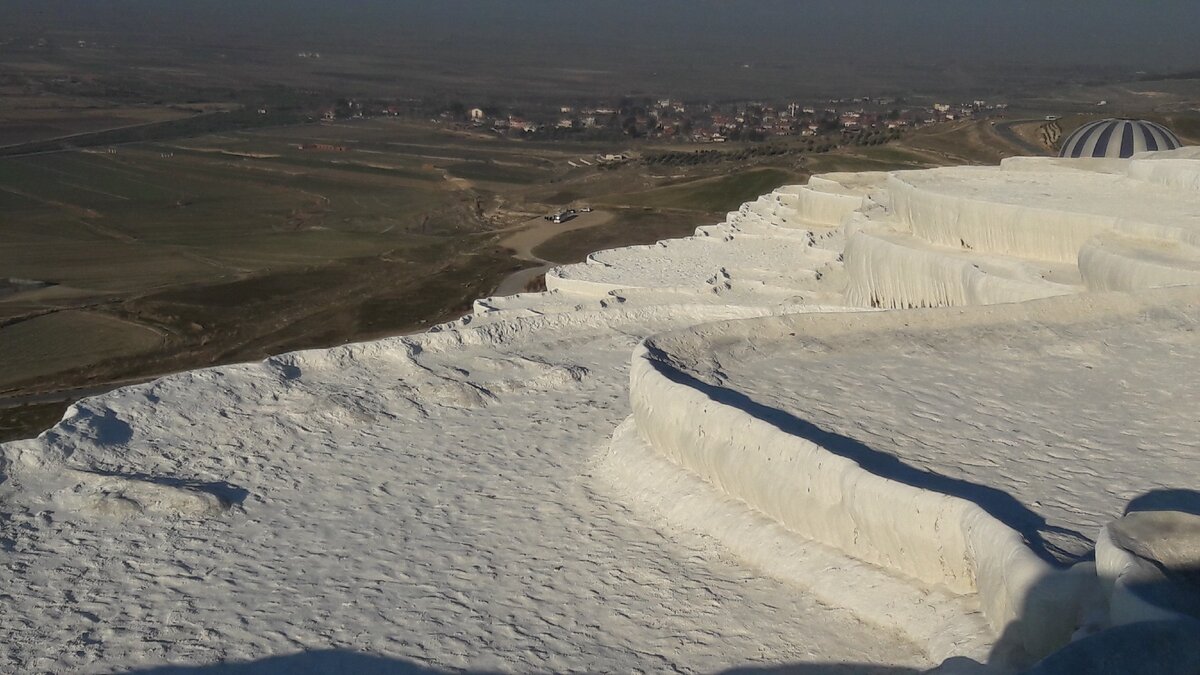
491, 210, 615, 296
499, 210, 614, 263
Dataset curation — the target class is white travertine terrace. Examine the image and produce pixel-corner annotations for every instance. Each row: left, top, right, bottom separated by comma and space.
630, 287, 1199, 662
3, 148, 1200, 672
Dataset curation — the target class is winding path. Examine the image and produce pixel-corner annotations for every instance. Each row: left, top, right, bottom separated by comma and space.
492, 210, 615, 296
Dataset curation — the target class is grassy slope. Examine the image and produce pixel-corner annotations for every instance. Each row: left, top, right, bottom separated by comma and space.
601, 168, 799, 213
533, 210, 708, 264
0, 401, 73, 444
892, 120, 1022, 165
0, 311, 162, 387
0, 123, 486, 403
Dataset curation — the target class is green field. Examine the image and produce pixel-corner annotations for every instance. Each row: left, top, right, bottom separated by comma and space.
0, 120, 509, 402
0, 401, 74, 444
0, 310, 163, 387
443, 161, 550, 185
533, 209, 707, 264
602, 168, 800, 213
0, 145, 463, 289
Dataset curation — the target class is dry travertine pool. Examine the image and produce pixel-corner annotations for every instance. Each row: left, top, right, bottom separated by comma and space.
698, 304, 1200, 562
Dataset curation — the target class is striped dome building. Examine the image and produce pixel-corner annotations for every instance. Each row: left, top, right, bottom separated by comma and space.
1059, 118, 1182, 158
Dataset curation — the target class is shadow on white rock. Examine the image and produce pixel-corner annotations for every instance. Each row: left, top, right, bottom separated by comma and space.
1025, 619, 1200, 675
52, 468, 246, 519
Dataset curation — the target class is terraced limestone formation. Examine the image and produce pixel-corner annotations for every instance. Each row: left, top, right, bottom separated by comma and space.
544, 147, 1200, 664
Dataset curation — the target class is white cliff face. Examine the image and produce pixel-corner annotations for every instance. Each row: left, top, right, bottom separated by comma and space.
4, 150, 1200, 673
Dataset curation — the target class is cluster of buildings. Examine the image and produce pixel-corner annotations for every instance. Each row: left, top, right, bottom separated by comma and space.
310, 94, 1011, 147
440, 97, 1010, 144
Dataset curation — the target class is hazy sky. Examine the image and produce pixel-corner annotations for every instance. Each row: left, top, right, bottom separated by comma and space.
8, 1, 1200, 98
402, 1, 1200, 68
13, 1, 1195, 66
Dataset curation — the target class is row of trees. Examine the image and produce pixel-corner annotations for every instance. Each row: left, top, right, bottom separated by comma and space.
640, 140, 841, 167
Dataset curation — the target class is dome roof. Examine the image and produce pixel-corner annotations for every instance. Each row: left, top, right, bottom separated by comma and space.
1059, 118, 1182, 158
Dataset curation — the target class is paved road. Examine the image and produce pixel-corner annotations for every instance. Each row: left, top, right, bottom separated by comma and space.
992, 119, 1050, 157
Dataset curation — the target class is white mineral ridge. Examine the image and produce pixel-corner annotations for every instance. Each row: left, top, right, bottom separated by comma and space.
4, 151, 1200, 673
0, 305, 929, 673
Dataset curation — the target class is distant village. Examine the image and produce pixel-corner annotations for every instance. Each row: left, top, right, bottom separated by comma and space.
316, 95, 1009, 146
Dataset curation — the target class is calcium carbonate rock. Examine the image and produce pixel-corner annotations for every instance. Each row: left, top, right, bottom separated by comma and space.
1025, 619, 1200, 675
1104, 510, 1200, 623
